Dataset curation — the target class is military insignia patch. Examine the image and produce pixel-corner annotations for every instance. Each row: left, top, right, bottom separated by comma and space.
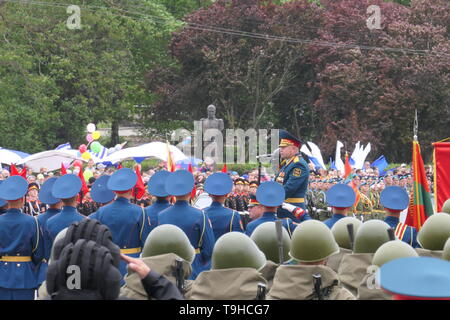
293, 168, 301, 177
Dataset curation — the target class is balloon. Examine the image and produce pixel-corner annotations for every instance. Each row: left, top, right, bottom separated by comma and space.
73, 160, 83, 168
79, 144, 87, 154
87, 123, 96, 133
81, 152, 91, 160
86, 134, 93, 143
90, 141, 101, 153
92, 131, 101, 140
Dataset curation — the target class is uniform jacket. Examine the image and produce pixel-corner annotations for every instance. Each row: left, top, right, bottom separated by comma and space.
45, 206, 85, 243
158, 200, 215, 280
323, 213, 346, 229
384, 216, 419, 248
245, 212, 297, 237
0, 208, 44, 289
337, 253, 373, 297
144, 199, 171, 234
204, 201, 243, 240
326, 248, 352, 273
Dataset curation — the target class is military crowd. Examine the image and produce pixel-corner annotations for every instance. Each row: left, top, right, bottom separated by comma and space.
0, 130, 449, 300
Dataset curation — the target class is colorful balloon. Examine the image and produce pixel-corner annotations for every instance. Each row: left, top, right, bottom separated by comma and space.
90, 141, 101, 153
81, 152, 91, 160
79, 144, 87, 154
73, 160, 83, 168
86, 134, 93, 143
92, 131, 101, 140
87, 123, 96, 133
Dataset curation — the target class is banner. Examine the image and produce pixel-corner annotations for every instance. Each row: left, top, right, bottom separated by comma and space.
433, 142, 450, 212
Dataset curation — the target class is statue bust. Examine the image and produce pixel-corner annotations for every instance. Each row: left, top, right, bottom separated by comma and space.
200, 104, 224, 142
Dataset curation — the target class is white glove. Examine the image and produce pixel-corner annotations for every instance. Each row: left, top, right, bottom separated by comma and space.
282, 202, 296, 213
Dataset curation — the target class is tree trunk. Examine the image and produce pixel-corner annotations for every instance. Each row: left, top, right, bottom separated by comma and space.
111, 119, 120, 146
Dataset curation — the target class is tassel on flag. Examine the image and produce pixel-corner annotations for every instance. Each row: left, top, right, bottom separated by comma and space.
133, 164, 146, 200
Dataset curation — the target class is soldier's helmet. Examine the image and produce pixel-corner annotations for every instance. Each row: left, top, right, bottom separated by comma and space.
372, 240, 418, 267
442, 199, 450, 215
250, 222, 291, 263
289, 220, 339, 262
353, 220, 392, 253
331, 217, 363, 249
212, 232, 266, 270
442, 237, 450, 262
49, 227, 68, 263
417, 213, 450, 250
142, 224, 195, 263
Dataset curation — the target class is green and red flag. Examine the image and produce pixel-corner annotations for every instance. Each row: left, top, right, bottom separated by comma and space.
433, 141, 450, 212
344, 152, 352, 179
405, 140, 434, 230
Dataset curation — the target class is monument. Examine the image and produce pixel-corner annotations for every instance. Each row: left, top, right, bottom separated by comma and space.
199, 105, 224, 160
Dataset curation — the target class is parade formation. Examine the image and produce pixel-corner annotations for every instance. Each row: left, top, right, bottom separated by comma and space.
0, 128, 450, 301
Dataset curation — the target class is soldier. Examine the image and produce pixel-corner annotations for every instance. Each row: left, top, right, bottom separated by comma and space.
247, 194, 264, 223
189, 232, 267, 300
24, 182, 44, 216
353, 182, 373, 219
233, 178, 248, 212
323, 184, 356, 229
357, 240, 418, 300
380, 186, 419, 248
145, 171, 171, 233
46, 174, 86, 243
379, 257, 450, 299
0, 183, 8, 215
248, 181, 259, 196
315, 180, 330, 221
203, 172, 243, 240
90, 175, 115, 208
245, 181, 297, 237
158, 170, 215, 280
0, 176, 44, 300
89, 168, 152, 282
121, 224, 194, 299
416, 213, 450, 258
306, 179, 317, 220
36, 177, 62, 288
267, 220, 355, 300
274, 130, 311, 222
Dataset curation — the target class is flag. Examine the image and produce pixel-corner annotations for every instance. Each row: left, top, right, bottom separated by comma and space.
133, 165, 146, 200
432, 142, 450, 212
61, 163, 67, 175
350, 175, 361, 207
117, 163, 123, 170
188, 163, 197, 199
344, 152, 352, 179
329, 158, 337, 170
371, 155, 389, 175
222, 164, 228, 173
74, 162, 89, 203
20, 166, 27, 179
166, 142, 175, 172
55, 142, 72, 150
9, 164, 20, 176
405, 141, 434, 230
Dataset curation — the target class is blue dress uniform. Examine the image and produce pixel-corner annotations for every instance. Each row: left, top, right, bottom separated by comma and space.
35, 177, 61, 286
380, 186, 419, 248
145, 170, 171, 232
45, 174, 86, 243
245, 181, 297, 237
89, 169, 152, 282
275, 130, 311, 222
323, 184, 356, 229
158, 170, 215, 280
204, 173, 244, 240
0, 176, 44, 300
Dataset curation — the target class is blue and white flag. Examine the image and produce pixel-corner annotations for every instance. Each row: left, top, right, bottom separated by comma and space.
55, 142, 72, 150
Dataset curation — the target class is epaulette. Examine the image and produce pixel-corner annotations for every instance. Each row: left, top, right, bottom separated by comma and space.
293, 156, 300, 163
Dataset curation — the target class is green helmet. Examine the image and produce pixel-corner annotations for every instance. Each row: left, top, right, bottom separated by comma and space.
289, 220, 339, 263
372, 240, 418, 267
331, 217, 363, 249
353, 220, 391, 254
442, 199, 450, 214
142, 224, 195, 263
250, 222, 291, 263
49, 227, 68, 263
417, 213, 450, 250
443, 237, 450, 261
212, 232, 266, 270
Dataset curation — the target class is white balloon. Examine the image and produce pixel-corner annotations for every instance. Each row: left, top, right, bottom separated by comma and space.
87, 123, 96, 133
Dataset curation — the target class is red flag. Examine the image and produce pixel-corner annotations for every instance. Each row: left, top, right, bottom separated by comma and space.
20, 166, 27, 179
405, 141, 434, 230
117, 163, 123, 170
133, 164, 146, 200
344, 152, 351, 179
61, 163, 67, 175
350, 177, 360, 207
433, 142, 450, 212
10, 164, 20, 176
75, 164, 89, 203
188, 163, 197, 199
166, 142, 175, 172
222, 164, 228, 173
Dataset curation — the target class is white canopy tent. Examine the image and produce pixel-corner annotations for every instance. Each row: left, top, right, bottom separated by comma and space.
17, 150, 86, 173
0, 148, 25, 165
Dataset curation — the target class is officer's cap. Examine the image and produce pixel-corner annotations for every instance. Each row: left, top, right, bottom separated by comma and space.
256, 181, 285, 207
165, 170, 194, 196
0, 176, 29, 201
148, 170, 170, 197
107, 168, 137, 192
204, 172, 232, 196
278, 129, 301, 148
52, 174, 82, 199
380, 186, 409, 211
249, 181, 259, 188
38, 177, 60, 205
248, 194, 260, 207
326, 184, 356, 208
91, 175, 115, 204
380, 257, 450, 299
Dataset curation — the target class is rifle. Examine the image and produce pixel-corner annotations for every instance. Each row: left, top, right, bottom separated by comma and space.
275, 220, 284, 264
312, 274, 323, 300
387, 228, 396, 241
173, 258, 185, 295
347, 223, 355, 251
255, 283, 267, 300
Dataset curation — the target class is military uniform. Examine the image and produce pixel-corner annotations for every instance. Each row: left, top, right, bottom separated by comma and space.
145, 171, 172, 233
315, 188, 330, 221
323, 184, 356, 229
0, 176, 45, 300
353, 192, 373, 220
